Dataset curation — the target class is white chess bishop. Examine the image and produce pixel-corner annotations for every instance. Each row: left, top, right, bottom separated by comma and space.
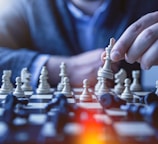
36, 66, 51, 94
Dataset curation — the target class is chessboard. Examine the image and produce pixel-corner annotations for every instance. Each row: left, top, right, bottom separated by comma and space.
0, 38, 158, 144
0, 87, 157, 144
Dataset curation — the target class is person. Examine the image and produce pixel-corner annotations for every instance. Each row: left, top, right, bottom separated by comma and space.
111, 11, 158, 70
0, 0, 158, 89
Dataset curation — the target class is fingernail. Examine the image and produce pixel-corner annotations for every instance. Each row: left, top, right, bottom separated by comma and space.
141, 64, 150, 70
111, 51, 121, 61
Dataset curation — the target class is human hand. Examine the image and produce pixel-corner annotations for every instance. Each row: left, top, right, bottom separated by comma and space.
46, 48, 104, 88
110, 11, 158, 70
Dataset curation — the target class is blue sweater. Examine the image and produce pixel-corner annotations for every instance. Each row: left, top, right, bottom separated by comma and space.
0, 0, 158, 84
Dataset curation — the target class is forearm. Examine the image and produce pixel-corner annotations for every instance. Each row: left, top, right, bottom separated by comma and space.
0, 47, 38, 85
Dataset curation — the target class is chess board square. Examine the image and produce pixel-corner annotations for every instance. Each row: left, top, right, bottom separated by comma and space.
0, 95, 7, 99
77, 102, 102, 110
67, 98, 76, 103
30, 94, 52, 99
24, 103, 47, 109
93, 114, 112, 125
114, 122, 155, 136
105, 108, 127, 117
29, 114, 47, 124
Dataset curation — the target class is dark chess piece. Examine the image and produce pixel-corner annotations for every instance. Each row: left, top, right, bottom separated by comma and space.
45, 93, 68, 112
122, 102, 158, 127
45, 93, 92, 134
45, 93, 70, 133
140, 92, 158, 105
3, 93, 29, 124
99, 93, 126, 109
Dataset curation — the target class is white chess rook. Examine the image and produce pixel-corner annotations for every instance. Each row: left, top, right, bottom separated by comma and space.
121, 78, 133, 103
130, 70, 142, 92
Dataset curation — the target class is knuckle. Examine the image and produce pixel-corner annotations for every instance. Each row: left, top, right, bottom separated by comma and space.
143, 28, 155, 40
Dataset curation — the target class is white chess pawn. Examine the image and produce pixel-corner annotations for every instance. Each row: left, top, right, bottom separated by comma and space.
130, 70, 142, 92
121, 78, 133, 102
61, 77, 72, 97
13, 77, 25, 97
80, 79, 92, 102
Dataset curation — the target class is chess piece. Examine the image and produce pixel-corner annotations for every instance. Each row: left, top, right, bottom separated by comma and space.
80, 79, 92, 102
155, 80, 158, 96
0, 74, 12, 94
3, 93, 29, 124
57, 62, 67, 91
94, 67, 102, 92
3, 70, 13, 91
36, 66, 51, 94
99, 93, 126, 109
120, 78, 133, 103
98, 38, 115, 80
130, 70, 142, 92
61, 77, 72, 97
21, 67, 32, 91
114, 68, 127, 95
140, 92, 158, 105
96, 77, 109, 97
122, 102, 158, 127
13, 77, 25, 97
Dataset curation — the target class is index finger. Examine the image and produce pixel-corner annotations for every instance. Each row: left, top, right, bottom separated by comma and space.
110, 11, 158, 62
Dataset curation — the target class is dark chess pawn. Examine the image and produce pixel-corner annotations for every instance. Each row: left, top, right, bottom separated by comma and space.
99, 93, 126, 109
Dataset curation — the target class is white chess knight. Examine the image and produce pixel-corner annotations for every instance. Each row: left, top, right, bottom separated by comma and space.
80, 79, 92, 102
98, 38, 115, 80
61, 76, 72, 97
21, 67, 32, 91
114, 68, 127, 95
